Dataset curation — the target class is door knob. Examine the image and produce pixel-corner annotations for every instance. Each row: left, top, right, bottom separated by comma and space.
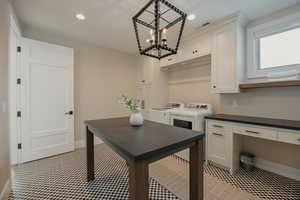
65, 111, 73, 115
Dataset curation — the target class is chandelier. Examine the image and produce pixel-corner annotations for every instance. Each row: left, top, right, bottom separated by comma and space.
132, 0, 186, 59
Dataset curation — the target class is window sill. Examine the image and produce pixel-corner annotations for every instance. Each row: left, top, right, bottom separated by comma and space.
239, 80, 300, 89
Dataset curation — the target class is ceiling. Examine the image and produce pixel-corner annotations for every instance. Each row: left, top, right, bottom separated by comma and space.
13, 0, 300, 55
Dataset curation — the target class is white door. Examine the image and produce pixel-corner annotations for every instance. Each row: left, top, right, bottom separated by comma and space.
21, 38, 74, 163
8, 17, 22, 165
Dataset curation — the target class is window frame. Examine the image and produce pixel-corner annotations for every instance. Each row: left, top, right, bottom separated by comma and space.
247, 12, 300, 78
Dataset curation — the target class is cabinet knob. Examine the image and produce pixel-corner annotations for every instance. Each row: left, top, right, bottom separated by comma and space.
213, 85, 216, 88
212, 132, 223, 136
213, 124, 223, 128
245, 130, 260, 135
65, 111, 73, 115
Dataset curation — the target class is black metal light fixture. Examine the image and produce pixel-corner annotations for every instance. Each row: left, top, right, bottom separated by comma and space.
132, 0, 186, 60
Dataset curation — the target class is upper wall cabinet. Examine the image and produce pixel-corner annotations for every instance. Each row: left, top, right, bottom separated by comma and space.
181, 34, 211, 62
159, 33, 211, 69
159, 51, 180, 68
211, 17, 246, 93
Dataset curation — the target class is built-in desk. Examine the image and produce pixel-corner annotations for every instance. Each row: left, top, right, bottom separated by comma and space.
205, 114, 300, 180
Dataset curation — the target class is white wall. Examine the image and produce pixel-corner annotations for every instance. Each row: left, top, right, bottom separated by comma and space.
168, 65, 216, 105
168, 66, 300, 170
166, 5, 300, 171
218, 87, 300, 169
23, 26, 137, 143
136, 56, 169, 119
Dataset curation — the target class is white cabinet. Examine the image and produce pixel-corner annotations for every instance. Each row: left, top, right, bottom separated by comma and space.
159, 15, 245, 93
159, 33, 211, 69
278, 130, 300, 146
181, 34, 211, 62
159, 51, 181, 68
211, 19, 245, 93
233, 124, 277, 141
206, 121, 232, 168
206, 119, 300, 176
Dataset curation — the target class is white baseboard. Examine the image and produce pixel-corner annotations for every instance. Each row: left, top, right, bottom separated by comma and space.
0, 179, 11, 200
75, 138, 104, 149
256, 158, 300, 181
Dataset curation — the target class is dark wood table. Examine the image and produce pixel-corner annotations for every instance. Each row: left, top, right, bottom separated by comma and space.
85, 117, 205, 200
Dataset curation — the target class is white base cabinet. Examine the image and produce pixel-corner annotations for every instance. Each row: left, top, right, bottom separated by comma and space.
206, 121, 232, 168
206, 119, 300, 175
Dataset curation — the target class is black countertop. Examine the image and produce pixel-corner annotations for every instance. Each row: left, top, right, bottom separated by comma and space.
85, 117, 204, 161
205, 114, 300, 131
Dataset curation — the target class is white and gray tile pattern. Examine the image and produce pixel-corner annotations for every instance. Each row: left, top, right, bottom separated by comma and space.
204, 163, 300, 200
172, 156, 300, 200
9, 145, 179, 200
8, 144, 300, 200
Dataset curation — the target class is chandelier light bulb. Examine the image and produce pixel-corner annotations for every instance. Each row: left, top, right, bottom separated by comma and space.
76, 13, 86, 20
162, 28, 167, 40
187, 14, 196, 21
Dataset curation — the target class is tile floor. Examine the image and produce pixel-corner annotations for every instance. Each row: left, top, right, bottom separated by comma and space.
8, 144, 300, 200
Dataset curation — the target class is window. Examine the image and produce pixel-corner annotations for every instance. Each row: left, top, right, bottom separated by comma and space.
259, 27, 300, 69
247, 12, 300, 78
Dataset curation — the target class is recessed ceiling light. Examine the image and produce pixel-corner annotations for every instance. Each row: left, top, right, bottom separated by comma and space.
76, 13, 86, 20
187, 14, 196, 21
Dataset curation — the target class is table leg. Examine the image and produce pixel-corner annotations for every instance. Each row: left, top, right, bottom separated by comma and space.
190, 139, 204, 200
128, 160, 149, 200
86, 126, 95, 182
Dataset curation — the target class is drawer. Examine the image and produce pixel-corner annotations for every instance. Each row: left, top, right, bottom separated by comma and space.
233, 125, 277, 141
207, 120, 228, 130
278, 131, 300, 146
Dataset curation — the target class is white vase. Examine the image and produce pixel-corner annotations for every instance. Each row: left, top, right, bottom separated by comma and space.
129, 109, 144, 126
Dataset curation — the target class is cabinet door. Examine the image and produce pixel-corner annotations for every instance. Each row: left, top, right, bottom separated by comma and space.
182, 34, 211, 61
207, 129, 229, 167
211, 22, 239, 93
159, 50, 181, 68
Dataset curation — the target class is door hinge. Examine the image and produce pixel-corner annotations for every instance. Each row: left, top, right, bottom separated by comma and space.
17, 78, 21, 84
17, 46, 21, 53
17, 111, 21, 117
18, 143, 22, 149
